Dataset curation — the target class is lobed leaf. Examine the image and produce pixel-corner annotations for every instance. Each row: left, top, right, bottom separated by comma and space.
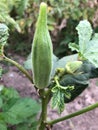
51, 87, 65, 113
59, 61, 98, 103
70, 20, 98, 67
0, 122, 7, 130
76, 20, 92, 54
2, 98, 40, 125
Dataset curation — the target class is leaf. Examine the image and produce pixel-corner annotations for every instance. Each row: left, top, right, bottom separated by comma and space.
16, 121, 38, 130
70, 20, 98, 67
51, 87, 65, 113
0, 23, 9, 46
2, 98, 19, 112
92, 33, 98, 40
51, 54, 78, 77
69, 42, 79, 52
15, 0, 29, 17
16, 125, 30, 130
1, 87, 20, 100
2, 98, 40, 125
0, 13, 20, 32
0, 122, 7, 130
51, 84, 74, 113
24, 53, 32, 70
59, 60, 98, 103
0, 98, 3, 108
83, 39, 98, 67
60, 73, 89, 103
76, 20, 92, 54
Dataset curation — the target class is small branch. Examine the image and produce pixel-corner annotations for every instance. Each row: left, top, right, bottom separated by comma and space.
3, 56, 33, 84
46, 102, 98, 125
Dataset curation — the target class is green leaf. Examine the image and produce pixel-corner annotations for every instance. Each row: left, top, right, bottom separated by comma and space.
83, 39, 98, 67
69, 42, 79, 52
0, 23, 9, 46
70, 20, 98, 67
92, 33, 98, 40
51, 54, 78, 77
60, 73, 89, 103
51, 85, 74, 113
0, 98, 3, 108
2, 98, 19, 112
1, 87, 20, 100
24, 53, 32, 70
0, 122, 7, 130
76, 20, 92, 54
15, 0, 29, 17
51, 86, 65, 113
16, 121, 38, 130
2, 15, 21, 32
2, 98, 40, 125
59, 60, 98, 103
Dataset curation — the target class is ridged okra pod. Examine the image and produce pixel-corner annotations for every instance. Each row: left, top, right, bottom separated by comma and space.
32, 2, 53, 89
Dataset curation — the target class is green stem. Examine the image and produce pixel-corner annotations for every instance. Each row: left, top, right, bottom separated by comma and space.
3, 56, 33, 83
46, 102, 98, 125
37, 89, 51, 130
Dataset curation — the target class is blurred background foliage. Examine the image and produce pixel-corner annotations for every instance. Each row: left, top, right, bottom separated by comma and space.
0, 0, 98, 57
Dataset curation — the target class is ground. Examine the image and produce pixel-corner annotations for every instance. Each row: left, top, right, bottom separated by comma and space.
1, 55, 98, 130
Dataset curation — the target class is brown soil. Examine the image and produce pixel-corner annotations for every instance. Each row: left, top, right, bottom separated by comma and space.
0, 55, 98, 130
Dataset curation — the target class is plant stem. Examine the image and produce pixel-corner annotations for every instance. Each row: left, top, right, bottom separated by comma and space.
3, 56, 33, 83
37, 89, 51, 130
46, 102, 98, 125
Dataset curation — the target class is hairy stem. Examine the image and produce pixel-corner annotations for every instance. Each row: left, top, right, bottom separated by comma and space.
3, 56, 33, 83
46, 102, 98, 125
37, 89, 51, 130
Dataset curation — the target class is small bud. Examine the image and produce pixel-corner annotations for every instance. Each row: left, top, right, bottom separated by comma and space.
65, 61, 82, 74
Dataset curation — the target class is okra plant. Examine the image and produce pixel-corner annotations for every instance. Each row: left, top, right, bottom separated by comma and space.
0, 2, 98, 130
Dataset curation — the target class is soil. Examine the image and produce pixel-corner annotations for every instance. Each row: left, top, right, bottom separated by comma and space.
0, 55, 98, 130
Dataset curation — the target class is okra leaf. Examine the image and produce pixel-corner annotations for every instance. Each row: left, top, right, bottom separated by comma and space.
0, 23, 9, 46
0, 122, 7, 130
83, 39, 98, 67
92, 33, 98, 40
0, 98, 3, 108
51, 54, 78, 77
0, 87, 20, 101
59, 61, 98, 103
24, 53, 32, 70
16, 121, 38, 130
60, 73, 89, 103
51, 85, 74, 113
51, 86, 65, 113
69, 42, 79, 52
70, 20, 98, 67
2, 98, 40, 125
76, 20, 92, 54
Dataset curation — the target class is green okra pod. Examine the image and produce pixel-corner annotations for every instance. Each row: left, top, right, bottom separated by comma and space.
32, 2, 53, 89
